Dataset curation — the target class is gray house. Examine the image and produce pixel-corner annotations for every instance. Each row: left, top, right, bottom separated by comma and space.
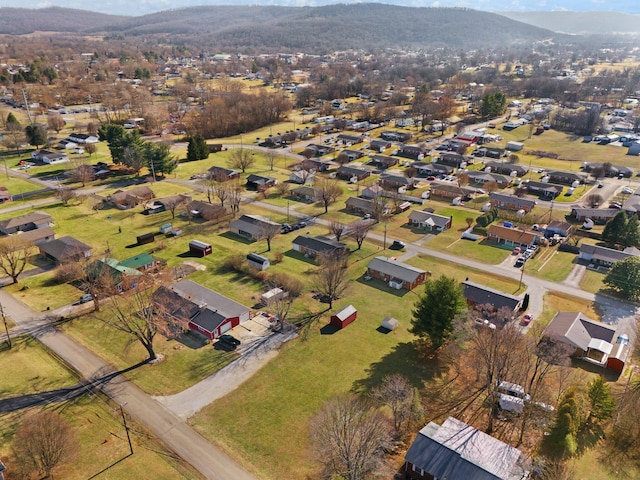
229, 215, 280, 241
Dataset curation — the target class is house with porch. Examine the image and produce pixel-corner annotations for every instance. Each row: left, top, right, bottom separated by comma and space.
429, 182, 475, 200
437, 152, 469, 168
408, 210, 452, 232
380, 173, 417, 191
413, 162, 453, 177
547, 170, 588, 185
570, 207, 618, 223
337, 165, 371, 181
397, 145, 427, 160
345, 197, 381, 216
366, 257, 427, 290
578, 244, 637, 267
246, 174, 277, 190
39, 236, 92, 264
337, 133, 365, 146
525, 181, 563, 199
208, 166, 240, 182
290, 185, 318, 202
108, 186, 155, 209
0, 211, 53, 235
370, 139, 391, 152
369, 155, 398, 170
484, 161, 528, 176
31, 149, 69, 164
465, 171, 511, 188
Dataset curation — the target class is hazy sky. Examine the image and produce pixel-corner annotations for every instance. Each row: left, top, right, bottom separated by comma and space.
1, 0, 638, 16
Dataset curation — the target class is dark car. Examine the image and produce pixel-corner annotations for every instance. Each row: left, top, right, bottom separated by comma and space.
514, 258, 525, 268
389, 240, 406, 250
218, 334, 241, 348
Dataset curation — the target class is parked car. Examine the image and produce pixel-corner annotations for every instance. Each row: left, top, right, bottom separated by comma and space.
621, 187, 634, 194
522, 313, 533, 325
78, 293, 94, 304
390, 240, 406, 250
609, 202, 623, 209
514, 257, 525, 268
597, 182, 604, 188
218, 334, 241, 348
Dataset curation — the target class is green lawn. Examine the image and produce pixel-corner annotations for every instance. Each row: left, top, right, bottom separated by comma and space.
580, 268, 607, 294
4, 271, 84, 311
524, 247, 576, 282
0, 336, 201, 479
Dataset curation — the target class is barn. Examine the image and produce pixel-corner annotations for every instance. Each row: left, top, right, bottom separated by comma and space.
330, 305, 357, 329
189, 240, 212, 257
247, 253, 270, 270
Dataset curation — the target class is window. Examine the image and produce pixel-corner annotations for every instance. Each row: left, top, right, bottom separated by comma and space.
412, 464, 424, 475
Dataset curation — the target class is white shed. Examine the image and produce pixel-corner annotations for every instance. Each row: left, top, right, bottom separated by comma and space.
260, 287, 287, 305
506, 141, 524, 152
381, 317, 399, 331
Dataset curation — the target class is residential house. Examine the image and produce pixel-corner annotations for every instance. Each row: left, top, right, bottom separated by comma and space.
0, 211, 53, 235
484, 161, 528, 176
429, 182, 475, 200
85, 257, 142, 292
246, 174, 277, 190
380, 131, 412, 142
361, 184, 385, 199
546, 170, 588, 185
186, 201, 230, 222
207, 166, 240, 182
337, 165, 371, 181
370, 139, 391, 152
345, 197, 380, 216
578, 244, 638, 267
478, 147, 507, 160
31, 149, 69, 164
437, 152, 469, 168
380, 173, 416, 191
404, 416, 530, 480
542, 312, 629, 371
570, 207, 618, 223
337, 133, 365, 146
462, 280, 522, 312
305, 144, 335, 157
39, 236, 92, 264
341, 149, 364, 161
12, 226, 55, 246
525, 181, 563, 199
301, 158, 335, 172
290, 185, 318, 202
119, 253, 159, 272
152, 280, 251, 340
489, 193, 536, 212
369, 155, 398, 170
397, 145, 427, 160
412, 162, 453, 177
582, 162, 634, 178
229, 214, 280, 241
465, 171, 511, 188
292, 235, 348, 259
622, 191, 640, 215
152, 194, 192, 213
289, 170, 315, 184
66, 133, 99, 144
408, 210, 452, 232
108, 186, 155, 209
545, 221, 572, 237
366, 256, 427, 290
486, 225, 541, 248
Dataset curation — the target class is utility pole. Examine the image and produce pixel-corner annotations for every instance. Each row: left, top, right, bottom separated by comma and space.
22, 90, 33, 124
119, 404, 134, 455
0, 303, 11, 348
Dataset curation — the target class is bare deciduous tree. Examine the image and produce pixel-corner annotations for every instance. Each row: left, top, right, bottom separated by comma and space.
47, 112, 65, 133
0, 236, 34, 284
228, 147, 255, 173
310, 394, 391, 480
98, 280, 189, 361
13, 410, 78, 479
349, 220, 373, 250
265, 150, 277, 171
259, 221, 281, 252
57, 188, 77, 206
315, 253, 348, 309
328, 220, 347, 242
372, 374, 416, 435
229, 181, 243, 214
315, 177, 342, 213
70, 159, 95, 187
275, 181, 290, 197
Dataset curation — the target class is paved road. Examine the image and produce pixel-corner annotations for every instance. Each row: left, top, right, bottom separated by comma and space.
0, 291, 257, 480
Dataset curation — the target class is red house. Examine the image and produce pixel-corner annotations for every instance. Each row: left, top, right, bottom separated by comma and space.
330, 305, 357, 329
152, 280, 251, 340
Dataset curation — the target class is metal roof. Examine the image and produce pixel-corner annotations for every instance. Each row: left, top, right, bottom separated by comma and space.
367, 256, 426, 283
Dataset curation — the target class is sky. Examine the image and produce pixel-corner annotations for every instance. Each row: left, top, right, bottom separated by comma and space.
0, 0, 638, 17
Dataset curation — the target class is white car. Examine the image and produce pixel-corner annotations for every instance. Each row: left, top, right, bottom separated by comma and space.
621, 187, 634, 194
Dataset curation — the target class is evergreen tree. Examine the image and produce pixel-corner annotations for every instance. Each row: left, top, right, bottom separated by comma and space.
25, 124, 47, 148
602, 211, 628, 247
587, 376, 615, 422
410, 275, 466, 349
186, 134, 209, 161
621, 214, 640, 248
6, 112, 20, 127
145, 142, 177, 177
604, 256, 640, 299
479, 91, 507, 119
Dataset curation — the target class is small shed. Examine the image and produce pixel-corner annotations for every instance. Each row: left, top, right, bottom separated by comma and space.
136, 232, 155, 245
260, 287, 286, 305
381, 316, 399, 331
247, 253, 270, 271
160, 223, 173, 234
189, 240, 212, 257
506, 141, 524, 152
330, 304, 357, 329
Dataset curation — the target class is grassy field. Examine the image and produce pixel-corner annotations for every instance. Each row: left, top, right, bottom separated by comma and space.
533, 291, 600, 331
0, 336, 201, 479
580, 268, 607, 294
524, 247, 576, 282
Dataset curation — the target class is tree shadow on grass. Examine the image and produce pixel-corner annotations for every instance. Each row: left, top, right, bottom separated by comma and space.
354, 275, 411, 297
218, 231, 254, 244
351, 341, 448, 393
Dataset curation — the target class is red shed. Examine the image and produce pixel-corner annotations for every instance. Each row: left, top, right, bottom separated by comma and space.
330, 304, 357, 329
189, 240, 212, 257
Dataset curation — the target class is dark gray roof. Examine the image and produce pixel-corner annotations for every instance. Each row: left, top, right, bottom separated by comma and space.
543, 312, 616, 351
292, 235, 347, 254
408, 210, 451, 228
579, 244, 633, 264
462, 280, 521, 311
229, 214, 280, 237
489, 193, 536, 209
346, 197, 376, 212
0, 211, 52, 231
246, 174, 276, 185
405, 417, 528, 480
337, 165, 371, 176
39, 236, 91, 261
367, 256, 426, 283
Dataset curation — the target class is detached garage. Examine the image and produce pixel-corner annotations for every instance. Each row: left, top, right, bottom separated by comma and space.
330, 305, 357, 329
